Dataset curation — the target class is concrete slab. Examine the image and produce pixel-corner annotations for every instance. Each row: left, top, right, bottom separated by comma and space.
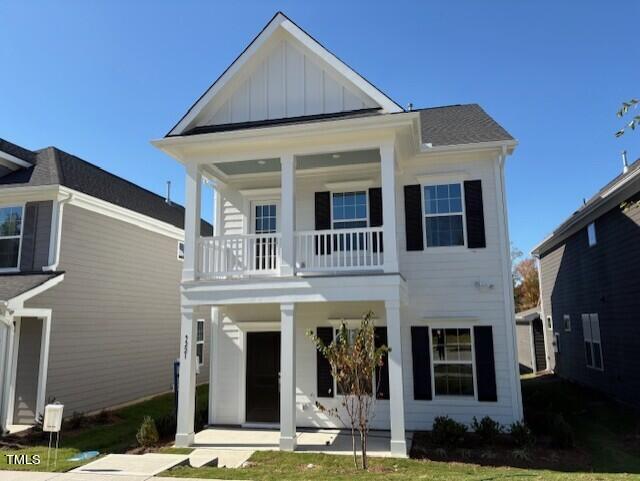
0, 472, 60, 481
54, 474, 148, 481
71, 453, 189, 477
154, 478, 247, 481
187, 448, 218, 468
189, 448, 253, 468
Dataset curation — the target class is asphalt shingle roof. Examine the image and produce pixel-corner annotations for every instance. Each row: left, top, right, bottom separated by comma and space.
0, 272, 63, 302
0, 140, 213, 235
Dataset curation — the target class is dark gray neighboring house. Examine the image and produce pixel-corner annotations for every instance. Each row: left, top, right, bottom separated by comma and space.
533, 157, 640, 406
515, 307, 547, 374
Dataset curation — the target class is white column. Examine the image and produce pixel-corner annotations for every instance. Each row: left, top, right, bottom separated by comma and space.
279, 303, 297, 451
385, 299, 407, 457
0, 319, 14, 433
280, 154, 296, 276
35, 313, 52, 421
176, 305, 198, 447
183, 163, 202, 282
380, 143, 399, 273
208, 307, 219, 425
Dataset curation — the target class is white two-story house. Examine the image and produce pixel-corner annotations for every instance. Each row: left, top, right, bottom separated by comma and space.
153, 12, 522, 457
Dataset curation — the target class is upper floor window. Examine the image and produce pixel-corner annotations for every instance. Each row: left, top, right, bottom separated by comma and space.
432, 327, 474, 397
587, 222, 597, 247
563, 314, 571, 332
0, 205, 24, 270
582, 313, 603, 370
332, 191, 367, 229
423, 184, 464, 247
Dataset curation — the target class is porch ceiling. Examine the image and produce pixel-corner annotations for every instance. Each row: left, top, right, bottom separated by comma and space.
214, 149, 380, 176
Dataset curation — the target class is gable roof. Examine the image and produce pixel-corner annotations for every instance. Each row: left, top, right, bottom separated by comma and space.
0, 139, 213, 235
167, 11, 403, 136
532, 157, 640, 257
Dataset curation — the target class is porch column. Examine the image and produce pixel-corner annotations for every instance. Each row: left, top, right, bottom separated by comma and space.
280, 154, 295, 276
183, 163, 202, 282
0, 319, 15, 433
176, 305, 198, 447
208, 307, 219, 425
385, 299, 407, 457
279, 302, 297, 451
380, 143, 399, 273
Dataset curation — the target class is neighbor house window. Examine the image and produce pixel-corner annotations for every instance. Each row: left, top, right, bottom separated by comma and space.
547, 316, 553, 330
582, 313, 603, 370
423, 184, 464, 247
587, 222, 597, 247
563, 314, 571, 332
431, 328, 474, 397
332, 191, 367, 229
196, 319, 205, 366
177, 241, 185, 261
0, 205, 24, 270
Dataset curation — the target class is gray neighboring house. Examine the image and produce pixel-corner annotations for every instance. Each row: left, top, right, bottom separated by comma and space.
0, 139, 212, 432
515, 306, 547, 374
533, 156, 640, 406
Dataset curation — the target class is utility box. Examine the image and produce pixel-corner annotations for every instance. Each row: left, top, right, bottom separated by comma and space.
43, 404, 64, 433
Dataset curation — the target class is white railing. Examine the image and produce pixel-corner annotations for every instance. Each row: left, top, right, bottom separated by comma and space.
295, 227, 384, 273
198, 233, 281, 279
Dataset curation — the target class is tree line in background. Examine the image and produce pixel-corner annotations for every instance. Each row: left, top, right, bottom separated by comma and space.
511, 245, 540, 312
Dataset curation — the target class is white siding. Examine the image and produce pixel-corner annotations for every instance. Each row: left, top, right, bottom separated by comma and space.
199, 38, 378, 127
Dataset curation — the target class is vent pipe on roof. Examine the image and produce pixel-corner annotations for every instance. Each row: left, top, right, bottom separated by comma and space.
407, 103, 413, 112
622, 150, 629, 174
166, 181, 172, 205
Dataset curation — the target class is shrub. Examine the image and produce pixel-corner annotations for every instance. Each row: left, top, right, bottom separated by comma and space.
66, 411, 87, 430
550, 414, 574, 449
155, 413, 177, 439
471, 416, 503, 445
136, 416, 159, 447
95, 409, 114, 424
431, 416, 467, 448
511, 448, 532, 462
509, 421, 535, 447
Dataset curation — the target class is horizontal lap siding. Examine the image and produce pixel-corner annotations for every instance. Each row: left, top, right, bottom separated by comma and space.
539, 188, 640, 405
25, 204, 211, 414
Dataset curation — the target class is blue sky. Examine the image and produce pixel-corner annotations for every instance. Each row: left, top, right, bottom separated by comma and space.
1, 1, 638, 254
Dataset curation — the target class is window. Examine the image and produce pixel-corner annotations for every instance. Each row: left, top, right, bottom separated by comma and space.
0, 205, 24, 270
332, 191, 367, 229
563, 314, 571, 332
423, 184, 464, 247
582, 313, 603, 370
253, 203, 278, 270
335, 327, 373, 395
177, 241, 185, 261
554, 333, 560, 353
431, 328, 474, 397
255, 203, 277, 234
196, 319, 205, 366
587, 222, 597, 247
547, 316, 552, 330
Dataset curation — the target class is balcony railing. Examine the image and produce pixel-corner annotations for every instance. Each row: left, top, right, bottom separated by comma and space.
198, 233, 281, 279
196, 226, 384, 279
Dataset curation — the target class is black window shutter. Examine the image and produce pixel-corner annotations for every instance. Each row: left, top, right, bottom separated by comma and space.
374, 327, 389, 400
474, 325, 497, 402
316, 327, 334, 398
19, 203, 38, 271
314, 192, 331, 255
411, 326, 432, 400
404, 185, 424, 251
464, 180, 486, 248
369, 187, 384, 253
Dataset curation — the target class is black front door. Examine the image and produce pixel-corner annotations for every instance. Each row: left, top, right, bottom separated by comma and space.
246, 331, 280, 423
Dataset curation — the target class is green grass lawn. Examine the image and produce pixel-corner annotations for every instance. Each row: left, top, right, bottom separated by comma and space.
1, 376, 639, 480
0, 384, 207, 472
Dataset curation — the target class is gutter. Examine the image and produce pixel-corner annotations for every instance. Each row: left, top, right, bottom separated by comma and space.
43, 193, 73, 272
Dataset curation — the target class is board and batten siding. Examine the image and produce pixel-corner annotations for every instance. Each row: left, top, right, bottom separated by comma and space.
539, 187, 640, 406
211, 149, 520, 428
26, 204, 211, 415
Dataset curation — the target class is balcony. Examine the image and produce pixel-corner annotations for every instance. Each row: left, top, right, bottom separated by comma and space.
197, 226, 384, 279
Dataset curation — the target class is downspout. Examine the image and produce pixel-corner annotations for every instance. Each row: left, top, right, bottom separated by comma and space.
43, 193, 73, 272
495, 144, 524, 421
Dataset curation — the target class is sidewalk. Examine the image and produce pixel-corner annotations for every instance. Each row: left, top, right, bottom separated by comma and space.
2, 473, 238, 481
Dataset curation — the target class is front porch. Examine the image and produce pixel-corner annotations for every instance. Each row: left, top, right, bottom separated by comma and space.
193, 426, 413, 458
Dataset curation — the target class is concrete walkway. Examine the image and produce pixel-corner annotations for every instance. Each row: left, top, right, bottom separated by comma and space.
2, 472, 245, 481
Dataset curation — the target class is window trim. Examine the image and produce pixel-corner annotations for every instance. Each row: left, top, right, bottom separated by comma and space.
429, 325, 477, 400
196, 318, 205, 367
0, 203, 25, 273
421, 182, 467, 249
330, 189, 369, 230
587, 222, 597, 247
582, 313, 604, 371
563, 314, 571, 332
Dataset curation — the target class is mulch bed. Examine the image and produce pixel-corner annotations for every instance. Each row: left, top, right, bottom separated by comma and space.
410, 431, 591, 471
